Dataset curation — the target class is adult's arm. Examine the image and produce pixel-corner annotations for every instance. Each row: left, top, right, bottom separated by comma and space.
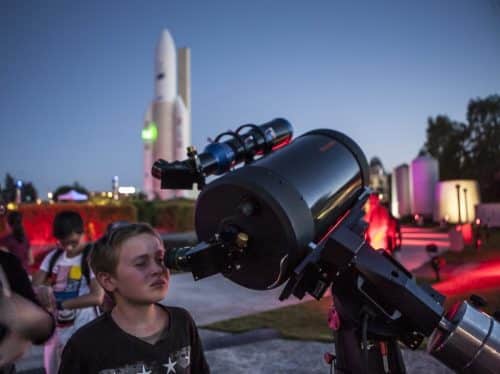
0, 260, 55, 367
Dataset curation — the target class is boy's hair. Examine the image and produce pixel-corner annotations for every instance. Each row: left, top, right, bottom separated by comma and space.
53, 211, 84, 239
89, 222, 162, 276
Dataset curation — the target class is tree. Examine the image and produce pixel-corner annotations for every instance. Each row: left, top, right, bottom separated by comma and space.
0, 174, 39, 203
21, 182, 38, 203
422, 115, 470, 180
1, 173, 17, 203
464, 95, 500, 202
422, 94, 500, 202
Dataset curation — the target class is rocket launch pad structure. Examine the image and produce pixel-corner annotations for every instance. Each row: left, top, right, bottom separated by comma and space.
142, 30, 191, 200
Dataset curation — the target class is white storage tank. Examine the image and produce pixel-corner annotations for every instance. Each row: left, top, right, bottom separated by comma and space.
391, 164, 411, 218
434, 180, 481, 223
410, 155, 439, 218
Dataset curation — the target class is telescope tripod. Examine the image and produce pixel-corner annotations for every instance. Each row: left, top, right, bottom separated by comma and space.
330, 292, 407, 374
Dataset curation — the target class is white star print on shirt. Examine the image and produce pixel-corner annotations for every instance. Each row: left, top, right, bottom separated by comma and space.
163, 357, 177, 374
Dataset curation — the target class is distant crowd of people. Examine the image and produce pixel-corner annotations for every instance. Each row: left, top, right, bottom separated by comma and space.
0, 210, 210, 374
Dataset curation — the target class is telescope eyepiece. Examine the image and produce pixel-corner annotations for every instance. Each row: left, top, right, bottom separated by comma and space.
165, 246, 192, 272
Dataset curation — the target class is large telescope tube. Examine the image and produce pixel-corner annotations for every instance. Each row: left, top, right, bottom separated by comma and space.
194, 129, 369, 290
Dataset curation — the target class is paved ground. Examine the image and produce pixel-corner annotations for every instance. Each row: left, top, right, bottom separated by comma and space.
16, 226, 456, 373
394, 226, 450, 271
202, 330, 453, 374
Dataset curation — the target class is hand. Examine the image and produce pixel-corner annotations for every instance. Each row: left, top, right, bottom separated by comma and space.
33, 285, 56, 312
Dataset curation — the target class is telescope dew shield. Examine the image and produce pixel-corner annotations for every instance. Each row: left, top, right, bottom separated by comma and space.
429, 301, 500, 374
195, 129, 369, 290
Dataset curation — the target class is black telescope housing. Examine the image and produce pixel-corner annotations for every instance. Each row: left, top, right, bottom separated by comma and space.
194, 129, 369, 289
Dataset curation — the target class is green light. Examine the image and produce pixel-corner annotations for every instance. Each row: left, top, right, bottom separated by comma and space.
141, 122, 158, 143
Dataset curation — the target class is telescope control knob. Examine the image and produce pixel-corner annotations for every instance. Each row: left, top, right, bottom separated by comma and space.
235, 233, 249, 249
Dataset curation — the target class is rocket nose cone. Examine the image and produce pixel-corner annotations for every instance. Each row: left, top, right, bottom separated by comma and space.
156, 29, 176, 58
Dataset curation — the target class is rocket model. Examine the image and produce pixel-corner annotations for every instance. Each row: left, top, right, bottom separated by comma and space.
142, 29, 191, 200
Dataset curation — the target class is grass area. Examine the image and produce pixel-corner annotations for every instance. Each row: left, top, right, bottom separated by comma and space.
202, 297, 334, 342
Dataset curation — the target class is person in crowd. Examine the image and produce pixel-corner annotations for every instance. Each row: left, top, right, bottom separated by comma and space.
0, 211, 33, 272
0, 250, 55, 373
59, 222, 209, 374
32, 211, 104, 374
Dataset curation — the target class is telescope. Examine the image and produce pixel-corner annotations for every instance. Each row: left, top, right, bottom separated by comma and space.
152, 118, 293, 189
153, 119, 500, 373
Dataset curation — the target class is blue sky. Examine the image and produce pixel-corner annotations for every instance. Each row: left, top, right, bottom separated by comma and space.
1, 0, 499, 197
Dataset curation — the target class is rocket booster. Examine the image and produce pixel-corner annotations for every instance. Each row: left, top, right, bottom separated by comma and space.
144, 29, 191, 200
173, 96, 190, 162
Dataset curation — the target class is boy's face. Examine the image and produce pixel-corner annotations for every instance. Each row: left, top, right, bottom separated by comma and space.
107, 233, 169, 305
57, 232, 85, 257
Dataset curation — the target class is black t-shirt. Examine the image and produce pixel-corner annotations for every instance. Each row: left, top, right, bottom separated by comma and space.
59, 305, 210, 374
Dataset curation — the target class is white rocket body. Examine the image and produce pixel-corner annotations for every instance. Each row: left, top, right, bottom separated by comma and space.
143, 29, 191, 200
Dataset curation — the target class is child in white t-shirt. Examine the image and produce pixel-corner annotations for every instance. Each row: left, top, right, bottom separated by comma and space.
32, 211, 104, 374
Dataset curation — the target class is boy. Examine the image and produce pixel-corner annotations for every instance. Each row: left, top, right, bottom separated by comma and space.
32, 211, 104, 374
59, 222, 210, 374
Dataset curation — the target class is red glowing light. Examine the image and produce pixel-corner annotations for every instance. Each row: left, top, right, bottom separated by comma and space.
255, 136, 292, 156
271, 136, 292, 151
433, 260, 500, 296
318, 209, 351, 244
364, 194, 399, 253
461, 223, 473, 245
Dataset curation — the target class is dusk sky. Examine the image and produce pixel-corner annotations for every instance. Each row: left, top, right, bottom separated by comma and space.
1, 0, 499, 197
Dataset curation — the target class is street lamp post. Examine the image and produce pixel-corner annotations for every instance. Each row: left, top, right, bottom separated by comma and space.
463, 188, 469, 223
455, 184, 462, 224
